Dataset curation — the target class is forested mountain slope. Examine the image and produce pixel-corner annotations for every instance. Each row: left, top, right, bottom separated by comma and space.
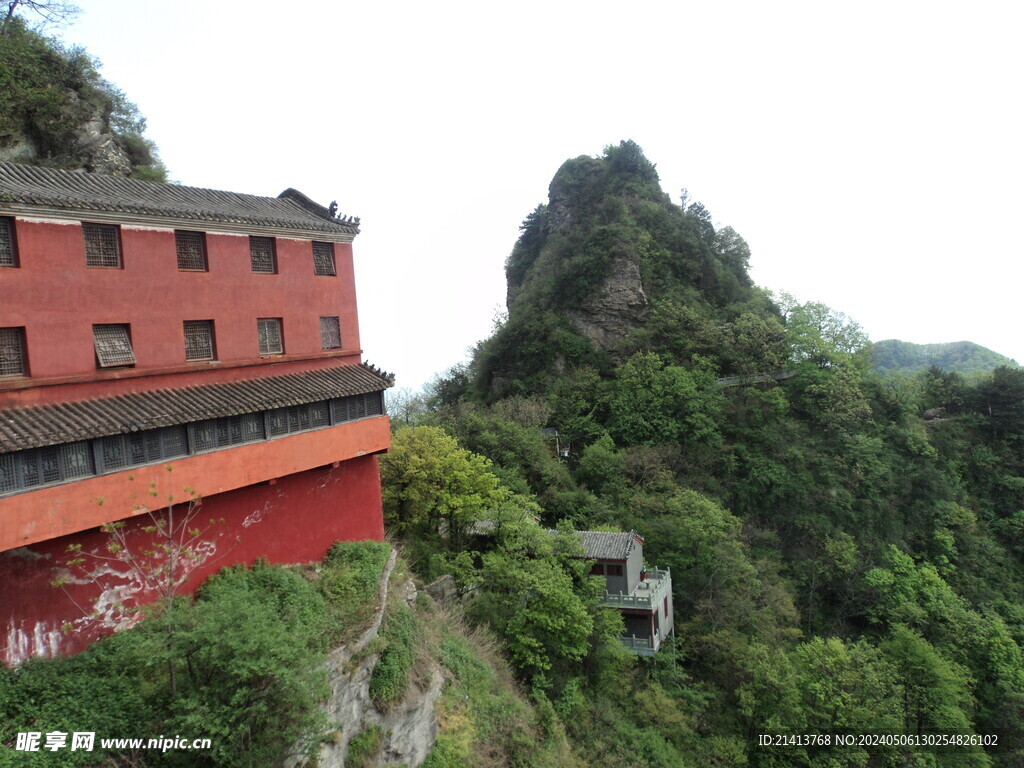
873, 339, 1019, 378
404, 141, 1024, 767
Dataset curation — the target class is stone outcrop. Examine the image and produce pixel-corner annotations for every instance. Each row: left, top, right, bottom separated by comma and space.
563, 254, 648, 351
76, 113, 132, 176
288, 549, 444, 768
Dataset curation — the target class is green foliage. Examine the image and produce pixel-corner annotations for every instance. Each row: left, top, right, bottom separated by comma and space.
369, 601, 417, 708
873, 339, 1019, 378
380, 426, 507, 548
345, 725, 385, 768
608, 352, 723, 448
427, 627, 580, 768
319, 540, 391, 643
1, 561, 332, 768
0, 641, 150, 767
0, 15, 165, 179
419, 140, 1024, 766
162, 562, 329, 766
471, 528, 597, 688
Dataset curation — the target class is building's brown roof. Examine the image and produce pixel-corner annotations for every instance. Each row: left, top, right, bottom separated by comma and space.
0, 163, 359, 238
0, 362, 392, 453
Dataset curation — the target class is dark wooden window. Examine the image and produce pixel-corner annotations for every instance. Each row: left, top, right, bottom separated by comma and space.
0, 327, 26, 377
329, 391, 383, 422
188, 413, 265, 453
312, 241, 336, 276
0, 441, 93, 493
95, 426, 187, 473
184, 320, 215, 361
264, 402, 331, 439
0, 216, 17, 267
250, 236, 276, 274
93, 324, 135, 368
607, 564, 623, 577
320, 316, 342, 350
175, 230, 207, 271
257, 318, 283, 355
367, 392, 383, 415
663, 596, 669, 618
0, 390, 387, 496
83, 223, 121, 268
590, 563, 604, 576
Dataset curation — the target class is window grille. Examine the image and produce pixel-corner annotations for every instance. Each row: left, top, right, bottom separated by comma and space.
189, 413, 264, 452
184, 320, 214, 361
250, 236, 276, 273
96, 426, 187, 473
320, 316, 342, 350
0, 217, 16, 267
367, 392, 383, 416
175, 230, 207, 271
0, 441, 93, 493
0, 327, 26, 376
93, 324, 135, 368
257, 318, 283, 355
310, 401, 330, 427
0, 392, 388, 496
267, 408, 289, 437
83, 223, 121, 268
330, 393, 378, 423
312, 241, 336, 276
0, 454, 14, 494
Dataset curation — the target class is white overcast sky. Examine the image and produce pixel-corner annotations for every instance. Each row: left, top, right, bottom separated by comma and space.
56, 0, 1024, 391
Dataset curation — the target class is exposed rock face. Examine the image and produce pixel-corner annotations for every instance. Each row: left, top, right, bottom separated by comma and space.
0, 137, 38, 165
76, 114, 131, 176
288, 550, 444, 768
563, 254, 648, 351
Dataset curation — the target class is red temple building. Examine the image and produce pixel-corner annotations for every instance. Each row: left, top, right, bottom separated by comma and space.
0, 163, 391, 665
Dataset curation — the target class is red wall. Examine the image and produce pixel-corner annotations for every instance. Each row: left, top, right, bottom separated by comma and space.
0, 415, 391, 552
0, 218, 360, 388
1, 453, 385, 666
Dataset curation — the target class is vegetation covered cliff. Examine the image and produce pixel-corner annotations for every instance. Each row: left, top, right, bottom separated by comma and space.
391, 141, 1024, 767
0, 11, 165, 179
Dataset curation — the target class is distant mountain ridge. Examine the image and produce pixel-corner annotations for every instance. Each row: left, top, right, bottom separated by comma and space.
872, 339, 1019, 377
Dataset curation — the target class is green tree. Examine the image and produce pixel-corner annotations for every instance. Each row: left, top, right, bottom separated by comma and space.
380, 426, 507, 548
608, 352, 722, 448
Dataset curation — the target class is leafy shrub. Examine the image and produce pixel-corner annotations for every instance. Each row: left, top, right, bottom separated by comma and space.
345, 724, 385, 768
319, 540, 391, 642
369, 602, 417, 708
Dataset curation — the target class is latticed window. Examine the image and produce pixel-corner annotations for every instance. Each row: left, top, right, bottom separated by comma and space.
184, 320, 214, 361
257, 318, 283, 355
0, 442, 93, 493
250, 236, 276, 273
93, 324, 135, 368
175, 230, 207, 271
320, 316, 342, 350
188, 413, 265, 452
0, 327, 26, 376
83, 223, 121, 268
96, 427, 187, 473
312, 241, 336, 276
0, 217, 16, 267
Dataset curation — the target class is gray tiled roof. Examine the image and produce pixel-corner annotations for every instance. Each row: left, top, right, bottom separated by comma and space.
576, 530, 642, 561
0, 163, 359, 237
0, 362, 392, 453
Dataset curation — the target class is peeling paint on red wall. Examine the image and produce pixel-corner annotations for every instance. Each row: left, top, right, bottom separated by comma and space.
0, 455, 385, 666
